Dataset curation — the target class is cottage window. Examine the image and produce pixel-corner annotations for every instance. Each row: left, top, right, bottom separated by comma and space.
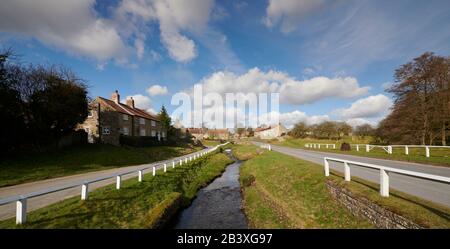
102, 127, 110, 135
162, 131, 166, 138
122, 127, 129, 136
140, 128, 146, 136
123, 114, 128, 121
151, 120, 156, 127
140, 118, 145, 125
151, 130, 156, 137
88, 110, 93, 117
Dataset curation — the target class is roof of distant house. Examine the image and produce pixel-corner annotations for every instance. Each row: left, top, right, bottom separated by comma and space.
98, 97, 159, 120
186, 128, 205, 134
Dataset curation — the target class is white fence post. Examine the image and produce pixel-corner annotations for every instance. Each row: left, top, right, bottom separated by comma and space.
388, 146, 393, 154
185, 158, 188, 163
380, 169, 389, 197
116, 176, 121, 190
356, 145, 359, 151
425, 146, 430, 158
405, 146, 409, 155
164, 163, 167, 172
324, 158, 330, 177
366, 144, 370, 152
268, 145, 272, 151
326, 144, 329, 149
81, 184, 89, 200
333, 144, 336, 149
152, 166, 156, 176
172, 161, 175, 168
179, 159, 182, 165
344, 162, 351, 181
16, 198, 27, 225
318, 144, 321, 149
138, 170, 143, 182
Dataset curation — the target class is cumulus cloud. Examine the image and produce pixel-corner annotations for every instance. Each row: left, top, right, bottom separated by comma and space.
335, 94, 392, 119
147, 85, 168, 96
196, 67, 369, 105
115, 0, 214, 63
125, 94, 152, 110
263, 0, 327, 33
260, 110, 330, 128
0, 0, 128, 63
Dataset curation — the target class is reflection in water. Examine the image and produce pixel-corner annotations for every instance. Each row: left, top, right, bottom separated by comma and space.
174, 151, 248, 229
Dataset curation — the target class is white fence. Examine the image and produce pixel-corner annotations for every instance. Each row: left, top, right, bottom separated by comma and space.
352, 144, 450, 157
260, 144, 272, 151
305, 143, 336, 149
0, 142, 230, 225
323, 157, 450, 197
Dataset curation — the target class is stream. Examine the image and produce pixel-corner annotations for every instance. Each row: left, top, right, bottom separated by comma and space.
173, 150, 248, 229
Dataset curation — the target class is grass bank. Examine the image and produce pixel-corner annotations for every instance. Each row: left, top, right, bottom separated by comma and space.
0, 144, 203, 187
269, 137, 450, 167
0, 152, 233, 228
238, 145, 450, 228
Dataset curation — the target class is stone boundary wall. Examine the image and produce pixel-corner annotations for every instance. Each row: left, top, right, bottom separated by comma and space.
326, 180, 423, 229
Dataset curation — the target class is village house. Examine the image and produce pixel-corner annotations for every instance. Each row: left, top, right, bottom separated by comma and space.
254, 123, 287, 139
204, 129, 230, 140
78, 90, 165, 146
186, 128, 206, 140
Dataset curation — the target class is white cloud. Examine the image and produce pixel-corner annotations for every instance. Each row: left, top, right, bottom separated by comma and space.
196, 67, 369, 105
335, 94, 392, 119
147, 85, 169, 96
263, 0, 327, 33
115, 0, 214, 63
125, 94, 152, 110
0, 0, 128, 63
263, 110, 330, 128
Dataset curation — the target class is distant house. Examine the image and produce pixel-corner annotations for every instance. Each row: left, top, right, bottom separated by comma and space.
254, 123, 287, 139
78, 90, 165, 146
186, 128, 206, 140
204, 129, 230, 140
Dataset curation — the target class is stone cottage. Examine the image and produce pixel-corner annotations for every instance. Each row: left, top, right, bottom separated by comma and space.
78, 90, 165, 146
254, 123, 287, 139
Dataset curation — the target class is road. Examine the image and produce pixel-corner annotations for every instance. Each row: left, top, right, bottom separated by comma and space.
0, 148, 209, 221
253, 142, 450, 207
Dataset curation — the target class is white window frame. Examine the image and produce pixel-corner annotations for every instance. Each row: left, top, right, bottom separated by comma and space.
123, 127, 129, 136
102, 127, 110, 135
140, 118, 145, 125
123, 114, 128, 121
151, 120, 156, 127
151, 130, 156, 137
162, 131, 166, 138
140, 128, 146, 136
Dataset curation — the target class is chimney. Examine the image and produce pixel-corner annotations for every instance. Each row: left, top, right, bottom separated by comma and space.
126, 97, 135, 108
111, 90, 120, 104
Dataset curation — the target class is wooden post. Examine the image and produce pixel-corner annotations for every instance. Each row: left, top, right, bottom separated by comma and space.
324, 158, 330, 177
81, 184, 89, 200
425, 146, 430, 158
405, 146, 409, 155
344, 162, 351, 182
138, 170, 143, 182
116, 176, 121, 189
380, 169, 389, 197
164, 163, 167, 172
172, 161, 175, 168
16, 198, 27, 225
152, 166, 156, 176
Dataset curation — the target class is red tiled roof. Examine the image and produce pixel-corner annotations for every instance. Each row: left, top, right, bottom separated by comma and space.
186, 128, 204, 134
255, 126, 271, 132
99, 97, 159, 120
207, 129, 229, 135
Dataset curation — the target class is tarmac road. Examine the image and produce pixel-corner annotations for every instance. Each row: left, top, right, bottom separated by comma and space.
253, 142, 450, 207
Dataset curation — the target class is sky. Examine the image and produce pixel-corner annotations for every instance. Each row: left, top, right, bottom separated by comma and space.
1, 0, 450, 128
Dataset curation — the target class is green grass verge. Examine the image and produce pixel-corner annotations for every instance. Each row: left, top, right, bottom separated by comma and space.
239, 148, 373, 228
202, 140, 221, 147
0, 144, 203, 187
232, 143, 264, 161
0, 152, 233, 228
270, 138, 450, 167
238, 144, 450, 228
327, 171, 450, 228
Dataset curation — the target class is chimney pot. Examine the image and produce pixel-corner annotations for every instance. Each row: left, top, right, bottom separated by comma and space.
126, 97, 135, 108
111, 90, 120, 104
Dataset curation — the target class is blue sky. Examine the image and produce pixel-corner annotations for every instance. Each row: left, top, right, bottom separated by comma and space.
1, 0, 450, 128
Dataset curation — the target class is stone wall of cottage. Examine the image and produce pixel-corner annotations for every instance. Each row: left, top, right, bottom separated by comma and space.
97, 100, 121, 146
325, 180, 423, 229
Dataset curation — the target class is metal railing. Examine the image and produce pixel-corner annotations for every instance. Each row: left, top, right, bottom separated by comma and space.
0, 142, 230, 225
323, 157, 450, 197
305, 143, 336, 149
